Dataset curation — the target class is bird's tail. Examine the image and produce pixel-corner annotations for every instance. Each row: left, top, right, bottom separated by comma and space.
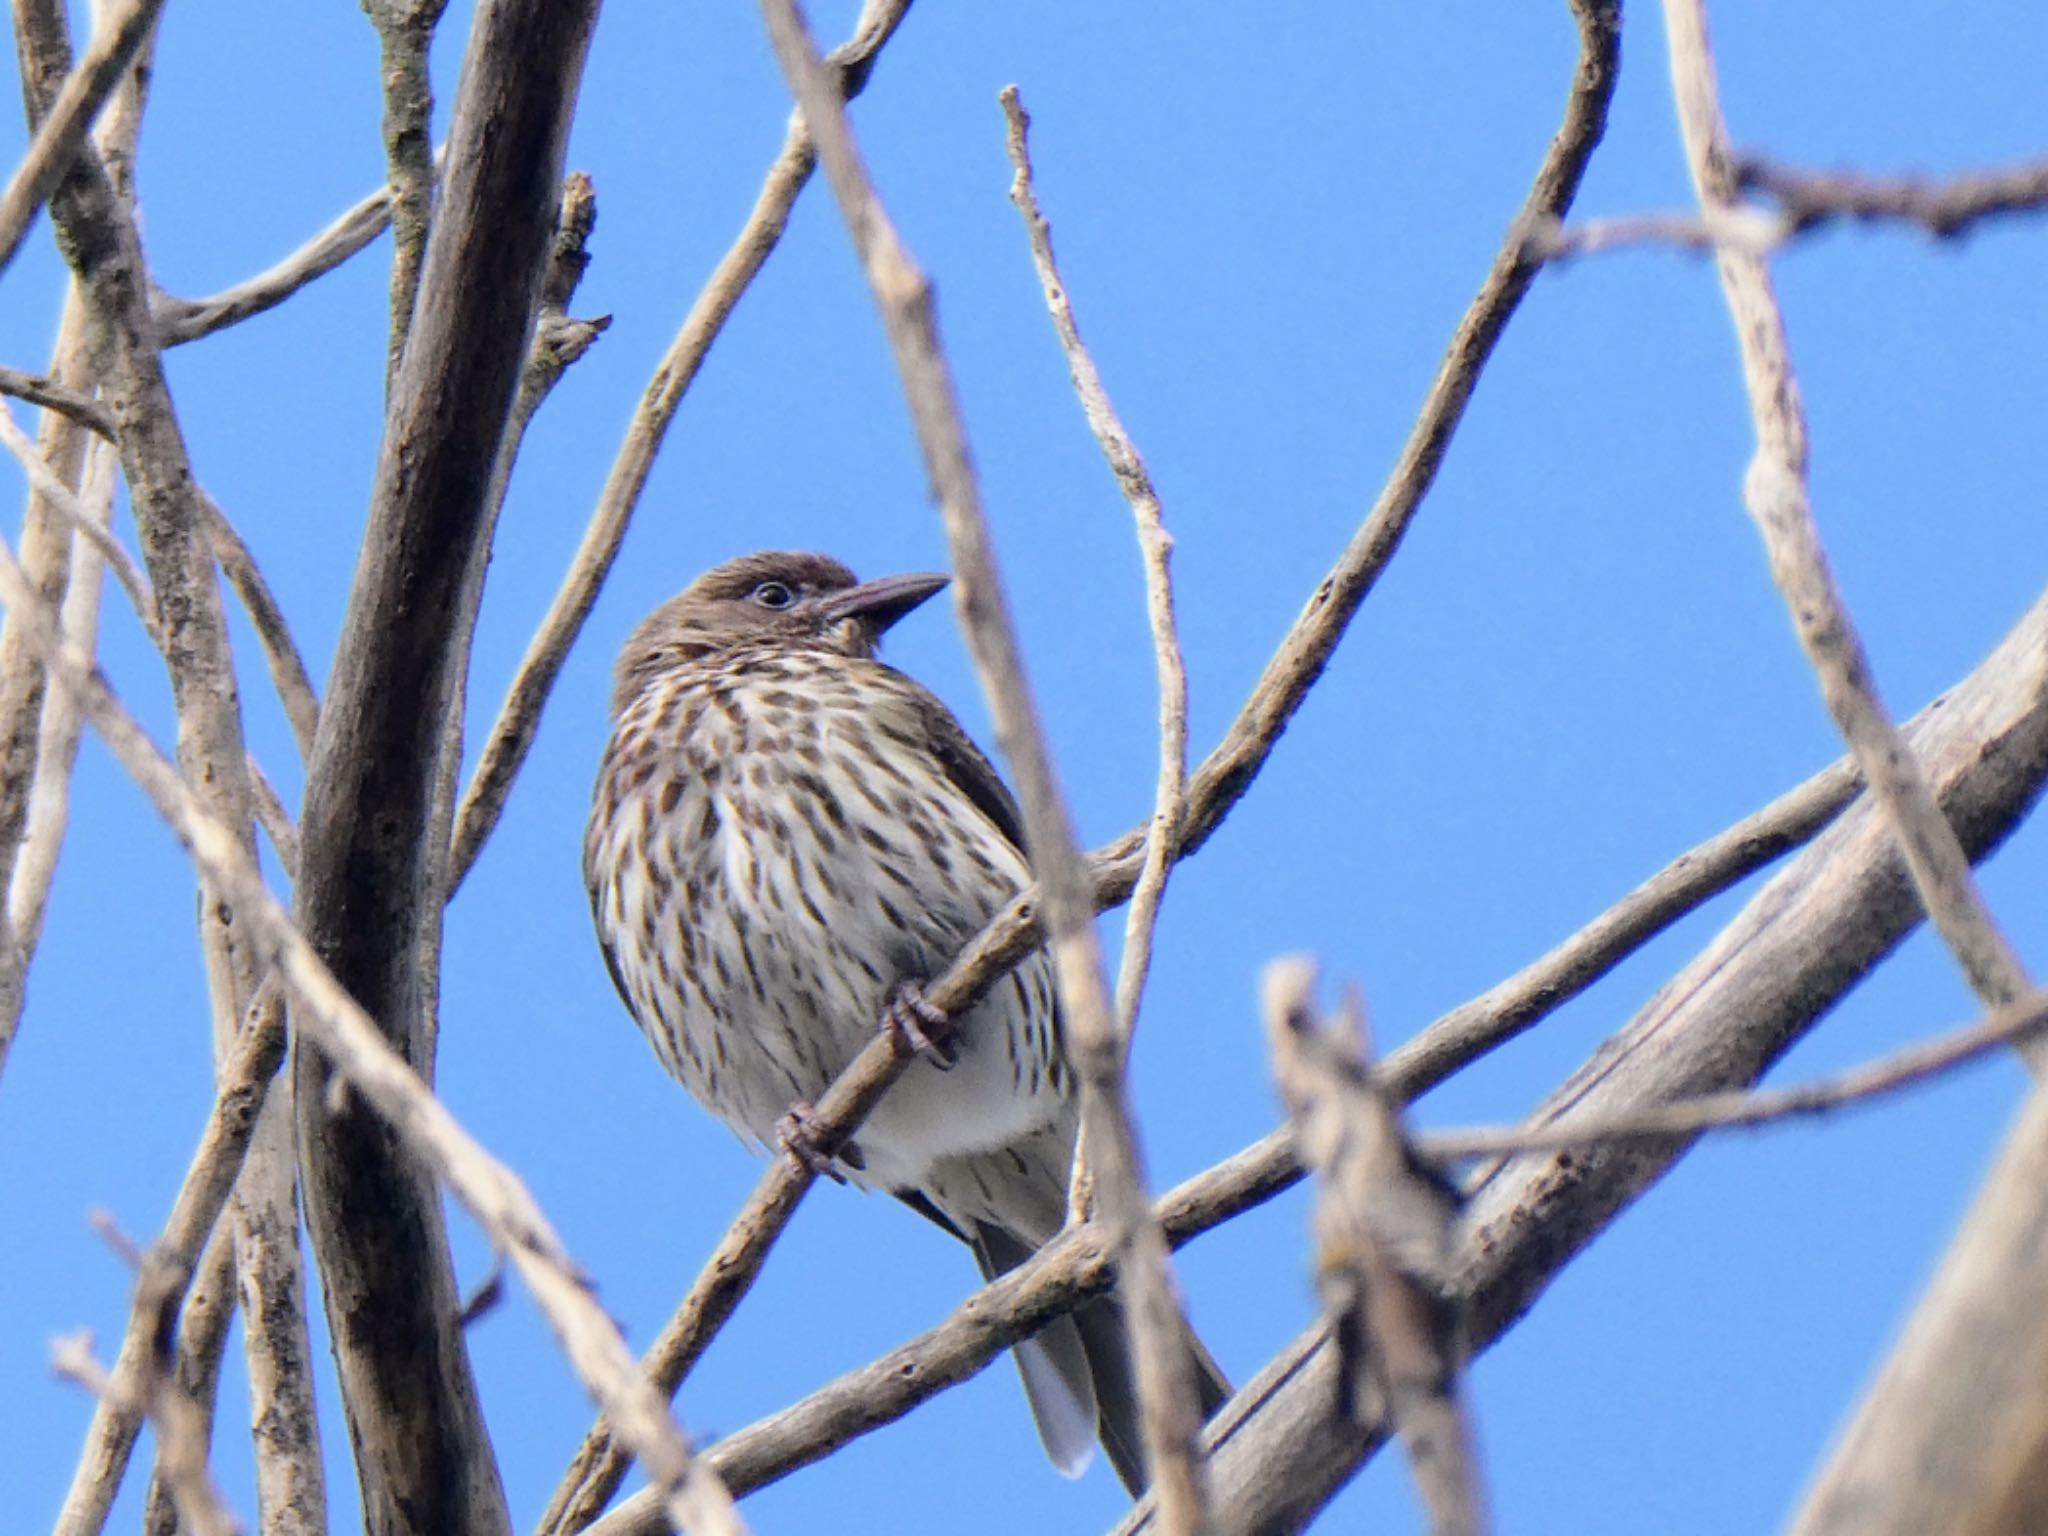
972, 1222, 1231, 1496
1072, 1287, 1233, 1496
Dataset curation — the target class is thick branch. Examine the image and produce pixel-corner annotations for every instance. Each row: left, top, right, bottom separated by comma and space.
1787, 1069, 2048, 1533
291, 3, 598, 1530
1118, 583, 2048, 1536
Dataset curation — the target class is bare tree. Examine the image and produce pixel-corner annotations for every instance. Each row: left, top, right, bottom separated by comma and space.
5, 2, 2047, 1533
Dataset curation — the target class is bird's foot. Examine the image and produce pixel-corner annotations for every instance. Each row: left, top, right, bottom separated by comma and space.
776, 1102, 847, 1183
881, 982, 956, 1069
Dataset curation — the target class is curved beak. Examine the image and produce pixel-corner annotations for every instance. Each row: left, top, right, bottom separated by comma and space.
816, 570, 949, 635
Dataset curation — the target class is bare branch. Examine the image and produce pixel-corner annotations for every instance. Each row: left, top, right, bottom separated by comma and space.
0, 363, 116, 438
54, 1254, 243, 1536
1525, 203, 1788, 261
200, 493, 318, 759
0, 397, 153, 640
1266, 964, 1486, 1536
287, 2, 610, 1528
1114, 583, 2048, 1536
154, 176, 399, 345
1421, 990, 2048, 1159
1741, 152, 2048, 239
447, 0, 914, 895
1662, 0, 2039, 1047
246, 754, 299, 879
0, 0, 166, 276
432, 172, 602, 915
999, 85, 1191, 1065
57, 985, 286, 1536
0, 301, 94, 1070
364, 0, 451, 376
1530, 152, 2048, 264
8, 436, 113, 956
1788, 1057, 2048, 1533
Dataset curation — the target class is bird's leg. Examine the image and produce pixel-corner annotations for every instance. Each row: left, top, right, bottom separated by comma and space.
881, 981, 956, 1069
775, 1102, 848, 1183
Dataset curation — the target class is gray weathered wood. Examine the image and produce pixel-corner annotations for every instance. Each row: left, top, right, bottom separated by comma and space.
290, 4, 600, 1532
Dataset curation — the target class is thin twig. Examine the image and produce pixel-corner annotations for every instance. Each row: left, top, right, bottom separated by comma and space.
1420, 989, 2048, 1160
1525, 204, 1789, 262
0, 0, 167, 276
8, 436, 113, 953
447, 0, 914, 896
1531, 153, 2048, 263
1662, 0, 2039, 1050
433, 171, 603, 912
364, 0, 450, 378
583, 1102, 1311, 1536
0, 397, 154, 639
247, 756, 300, 879
200, 493, 319, 759
54, 1298, 242, 1536
1741, 152, 2048, 239
0, 364, 116, 438
56, 984, 286, 1536
153, 175, 402, 345
0, 403, 310, 872
1389, 754, 1860, 1094
1265, 962, 1486, 1536
1000, 85, 1191, 1064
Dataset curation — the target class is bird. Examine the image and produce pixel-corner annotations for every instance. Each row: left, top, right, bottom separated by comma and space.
584, 549, 1229, 1491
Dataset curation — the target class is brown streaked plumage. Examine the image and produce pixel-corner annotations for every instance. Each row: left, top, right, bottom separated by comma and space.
584, 550, 1227, 1491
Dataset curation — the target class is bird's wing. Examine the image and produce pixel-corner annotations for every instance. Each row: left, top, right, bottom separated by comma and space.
583, 792, 642, 1017
912, 682, 1031, 858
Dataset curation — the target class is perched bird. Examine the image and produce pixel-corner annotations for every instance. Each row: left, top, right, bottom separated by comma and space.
585, 549, 1228, 1491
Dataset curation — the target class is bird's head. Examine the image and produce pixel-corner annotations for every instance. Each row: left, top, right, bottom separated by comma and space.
610, 550, 949, 716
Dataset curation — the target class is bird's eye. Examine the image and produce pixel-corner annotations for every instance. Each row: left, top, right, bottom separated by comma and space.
750, 581, 796, 609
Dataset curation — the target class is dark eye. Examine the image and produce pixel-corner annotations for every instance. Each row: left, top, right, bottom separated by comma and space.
750, 581, 796, 609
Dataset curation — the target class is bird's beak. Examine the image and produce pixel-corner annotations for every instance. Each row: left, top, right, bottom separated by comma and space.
817, 570, 950, 635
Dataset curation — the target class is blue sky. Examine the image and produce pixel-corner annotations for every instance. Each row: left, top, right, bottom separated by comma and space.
4, 2, 2046, 1532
